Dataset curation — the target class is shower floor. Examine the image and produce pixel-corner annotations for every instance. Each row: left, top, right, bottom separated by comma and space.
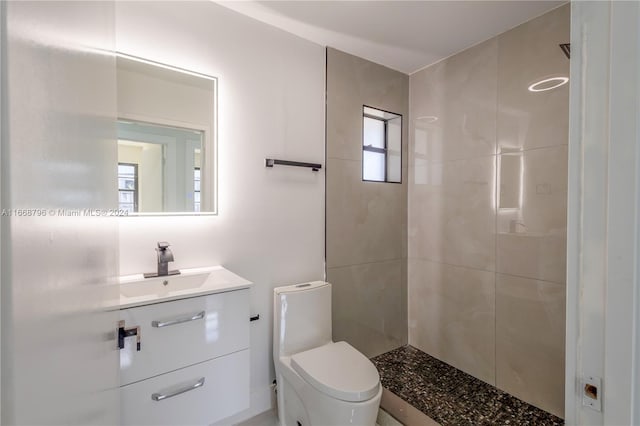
371, 346, 564, 426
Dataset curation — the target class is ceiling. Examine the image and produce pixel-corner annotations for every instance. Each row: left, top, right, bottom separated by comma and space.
217, 1, 565, 74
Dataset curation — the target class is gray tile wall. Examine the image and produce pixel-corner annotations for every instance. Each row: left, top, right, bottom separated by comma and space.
326, 47, 409, 358
408, 5, 569, 418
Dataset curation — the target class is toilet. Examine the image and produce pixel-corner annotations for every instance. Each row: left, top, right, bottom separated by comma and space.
273, 281, 382, 426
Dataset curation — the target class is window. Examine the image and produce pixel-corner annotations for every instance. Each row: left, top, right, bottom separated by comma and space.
362, 106, 402, 183
118, 163, 138, 213
194, 167, 201, 212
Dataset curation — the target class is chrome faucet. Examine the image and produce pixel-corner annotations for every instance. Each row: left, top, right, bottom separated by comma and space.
144, 242, 180, 278
156, 241, 173, 276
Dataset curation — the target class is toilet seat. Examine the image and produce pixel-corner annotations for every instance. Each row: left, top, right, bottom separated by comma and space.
290, 341, 380, 403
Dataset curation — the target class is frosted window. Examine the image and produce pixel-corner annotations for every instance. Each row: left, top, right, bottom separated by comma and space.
363, 117, 385, 148
363, 151, 386, 181
362, 106, 402, 183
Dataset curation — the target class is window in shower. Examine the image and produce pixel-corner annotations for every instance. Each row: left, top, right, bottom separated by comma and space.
362, 106, 402, 183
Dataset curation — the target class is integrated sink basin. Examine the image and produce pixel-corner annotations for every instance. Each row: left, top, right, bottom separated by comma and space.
118, 266, 252, 308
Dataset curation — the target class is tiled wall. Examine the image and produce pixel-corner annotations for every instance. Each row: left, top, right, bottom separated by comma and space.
408, 5, 569, 418
326, 47, 409, 358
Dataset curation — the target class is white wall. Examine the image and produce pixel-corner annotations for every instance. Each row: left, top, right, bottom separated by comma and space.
1, 1, 119, 424
566, 2, 640, 424
115, 2, 326, 420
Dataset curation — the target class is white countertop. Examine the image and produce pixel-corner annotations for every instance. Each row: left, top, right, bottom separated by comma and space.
117, 265, 252, 309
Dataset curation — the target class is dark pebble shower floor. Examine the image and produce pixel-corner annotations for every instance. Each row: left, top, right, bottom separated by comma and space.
371, 346, 564, 426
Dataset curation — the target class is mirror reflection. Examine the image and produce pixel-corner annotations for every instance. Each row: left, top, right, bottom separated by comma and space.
117, 120, 204, 213
116, 53, 216, 214
499, 151, 522, 210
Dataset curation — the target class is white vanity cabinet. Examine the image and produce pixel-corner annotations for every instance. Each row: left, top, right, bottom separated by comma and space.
119, 288, 250, 426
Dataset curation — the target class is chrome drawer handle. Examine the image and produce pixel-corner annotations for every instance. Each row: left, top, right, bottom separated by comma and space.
151, 377, 205, 401
151, 311, 205, 328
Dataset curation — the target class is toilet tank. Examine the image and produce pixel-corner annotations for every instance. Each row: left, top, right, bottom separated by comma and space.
273, 281, 332, 358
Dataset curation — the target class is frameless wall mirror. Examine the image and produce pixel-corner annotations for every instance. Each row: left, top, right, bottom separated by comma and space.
116, 53, 217, 214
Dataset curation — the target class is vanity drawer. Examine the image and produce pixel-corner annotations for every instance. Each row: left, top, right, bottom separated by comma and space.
121, 349, 250, 426
120, 289, 249, 385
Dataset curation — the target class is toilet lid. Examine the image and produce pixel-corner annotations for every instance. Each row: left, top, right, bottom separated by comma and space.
291, 341, 380, 402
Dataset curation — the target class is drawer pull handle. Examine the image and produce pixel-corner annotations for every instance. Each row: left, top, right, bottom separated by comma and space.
152, 311, 205, 328
151, 377, 205, 401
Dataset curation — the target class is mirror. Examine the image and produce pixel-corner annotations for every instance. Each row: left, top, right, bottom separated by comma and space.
116, 53, 217, 214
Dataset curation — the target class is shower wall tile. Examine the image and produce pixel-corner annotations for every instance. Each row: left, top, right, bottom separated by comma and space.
401, 164, 409, 260
497, 4, 570, 153
496, 273, 565, 417
327, 47, 409, 162
400, 253, 408, 338
329, 260, 406, 358
497, 145, 568, 283
497, 232, 566, 284
408, 5, 568, 418
408, 258, 496, 385
411, 38, 497, 164
326, 158, 405, 268
408, 156, 496, 271
326, 48, 408, 357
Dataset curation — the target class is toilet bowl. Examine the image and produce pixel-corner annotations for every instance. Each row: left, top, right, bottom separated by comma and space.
273, 281, 382, 426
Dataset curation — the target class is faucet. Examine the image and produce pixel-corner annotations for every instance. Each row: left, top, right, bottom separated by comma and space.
144, 242, 180, 278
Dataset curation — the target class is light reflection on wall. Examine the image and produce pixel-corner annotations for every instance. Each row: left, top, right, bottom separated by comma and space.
413, 116, 441, 185
498, 151, 524, 211
497, 148, 526, 234
527, 76, 568, 92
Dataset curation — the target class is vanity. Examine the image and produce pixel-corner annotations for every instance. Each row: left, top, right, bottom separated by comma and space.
117, 266, 252, 426
113, 50, 245, 425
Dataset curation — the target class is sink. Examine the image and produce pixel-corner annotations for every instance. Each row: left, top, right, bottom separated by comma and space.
118, 266, 252, 309
120, 272, 210, 298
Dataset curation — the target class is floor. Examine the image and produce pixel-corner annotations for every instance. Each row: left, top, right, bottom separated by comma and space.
237, 408, 403, 426
371, 346, 564, 426
235, 409, 278, 426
